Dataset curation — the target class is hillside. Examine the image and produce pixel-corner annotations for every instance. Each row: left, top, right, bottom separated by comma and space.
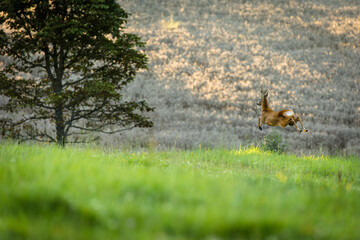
114, 0, 360, 154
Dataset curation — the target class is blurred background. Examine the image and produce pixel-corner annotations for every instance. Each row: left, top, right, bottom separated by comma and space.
2, 0, 360, 155
115, 0, 360, 155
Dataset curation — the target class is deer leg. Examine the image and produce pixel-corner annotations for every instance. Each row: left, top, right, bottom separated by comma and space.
295, 116, 309, 132
290, 117, 302, 133
258, 116, 263, 131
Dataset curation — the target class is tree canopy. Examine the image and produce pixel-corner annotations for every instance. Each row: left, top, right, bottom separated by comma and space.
0, 0, 154, 146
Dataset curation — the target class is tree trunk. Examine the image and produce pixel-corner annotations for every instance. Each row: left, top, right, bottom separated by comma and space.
45, 45, 67, 146
54, 77, 65, 146
55, 106, 65, 146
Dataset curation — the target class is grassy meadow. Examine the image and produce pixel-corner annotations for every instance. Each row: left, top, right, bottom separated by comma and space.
1, 143, 360, 240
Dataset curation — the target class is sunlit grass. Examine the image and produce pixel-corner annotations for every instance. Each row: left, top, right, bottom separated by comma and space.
162, 15, 180, 30
0, 143, 359, 240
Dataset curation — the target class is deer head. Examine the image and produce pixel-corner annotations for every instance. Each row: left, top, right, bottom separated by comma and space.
256, 98, 261, 106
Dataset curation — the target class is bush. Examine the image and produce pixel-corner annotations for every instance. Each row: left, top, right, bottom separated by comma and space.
262, 130, 287, 154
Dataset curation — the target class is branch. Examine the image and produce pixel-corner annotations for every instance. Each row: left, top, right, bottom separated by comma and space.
71, 125, 136, 134
63, 65, 110, 87
65, 100, 108, 124
64, 101, 108, 136
44, 47, 56, 82
12, 53, 46, 70
16, 131, 56, 143
1, 80, 55, 110
64, 47, 85, 69
11, 115, 50, 126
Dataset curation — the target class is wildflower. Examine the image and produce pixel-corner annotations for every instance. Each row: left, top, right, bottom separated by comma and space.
275, 172, 288, 183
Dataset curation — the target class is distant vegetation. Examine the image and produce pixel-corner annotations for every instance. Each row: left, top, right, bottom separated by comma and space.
116, 0, 360, 155
1, 143, 359, 239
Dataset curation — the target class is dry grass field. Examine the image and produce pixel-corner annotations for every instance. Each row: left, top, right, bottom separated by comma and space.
114, 0, 360, 155
1, 0, 359, 155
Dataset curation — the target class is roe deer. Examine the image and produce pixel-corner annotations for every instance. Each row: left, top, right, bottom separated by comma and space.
256, 89, 309, 133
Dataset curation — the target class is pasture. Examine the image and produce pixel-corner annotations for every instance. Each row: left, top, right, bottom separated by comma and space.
1, 143, 359, 239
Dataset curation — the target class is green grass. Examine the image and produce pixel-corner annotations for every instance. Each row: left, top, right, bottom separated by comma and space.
0, 143, 359, 240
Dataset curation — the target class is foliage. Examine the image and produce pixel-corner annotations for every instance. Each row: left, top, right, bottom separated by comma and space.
262, 130, 287, 154
1, 143, 360, 240
0, 0, 154, 146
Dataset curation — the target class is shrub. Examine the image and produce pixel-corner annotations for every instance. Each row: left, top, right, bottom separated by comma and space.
262, 130, 287, 154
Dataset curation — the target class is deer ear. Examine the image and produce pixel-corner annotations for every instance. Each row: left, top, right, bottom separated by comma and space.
264, 89, 269, 97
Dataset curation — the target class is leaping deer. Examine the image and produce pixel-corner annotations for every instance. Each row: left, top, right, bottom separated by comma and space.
257, 89, 309, 133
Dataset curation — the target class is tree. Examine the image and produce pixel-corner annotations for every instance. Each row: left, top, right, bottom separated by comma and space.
0, 0, 154, 146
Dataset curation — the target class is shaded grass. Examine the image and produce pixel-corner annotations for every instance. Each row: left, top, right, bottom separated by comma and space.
0, 143, 359, 239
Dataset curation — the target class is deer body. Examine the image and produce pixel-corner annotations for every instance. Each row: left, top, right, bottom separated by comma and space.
257, 89, 308, 133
